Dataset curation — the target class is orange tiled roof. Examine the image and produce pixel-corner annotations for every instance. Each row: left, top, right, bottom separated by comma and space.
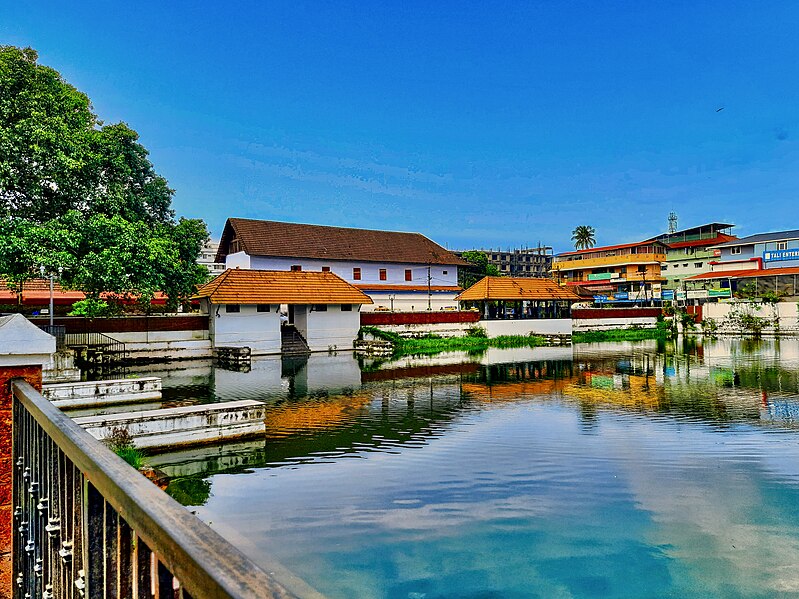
194, 269, 373, 305
666, 233, 737, 249
217, 218, 468, 266
557, 240, 668, 258
686, 266, 799, 281
456, 277, 582, 301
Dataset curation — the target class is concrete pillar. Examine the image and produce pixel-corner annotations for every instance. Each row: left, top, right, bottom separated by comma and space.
0, 314, 55, 595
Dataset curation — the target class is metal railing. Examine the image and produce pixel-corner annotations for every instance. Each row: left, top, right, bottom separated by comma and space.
11, 379, 297, 598
37, 325, 66, 350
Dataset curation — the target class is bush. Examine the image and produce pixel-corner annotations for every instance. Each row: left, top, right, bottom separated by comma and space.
103, 427, 145, 469
68, 298, 113, 317
466, 326, 488, 338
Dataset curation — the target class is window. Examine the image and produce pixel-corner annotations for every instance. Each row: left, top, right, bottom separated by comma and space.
405, 269, 412, 281
638, 265, 646, 273
321, 266, 331, 272
225, 304, 240, 313
257, 304, 270, 312
312, 304, 328, 312
379, 268, 387, 281
777, 242, 788, 250
731, 247, 742, 255
442, 270, 448, 275
683, 263, 689, 268
341, 304, 352, 311
694, 262, 703, 268
290, 265, 302, 271
353, 267, 361, 280
661, 265, 668, 271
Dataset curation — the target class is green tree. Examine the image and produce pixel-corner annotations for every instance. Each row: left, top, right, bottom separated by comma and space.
571, 225, 596, 250
459, 250, 501, 288
0, 46, 209, 309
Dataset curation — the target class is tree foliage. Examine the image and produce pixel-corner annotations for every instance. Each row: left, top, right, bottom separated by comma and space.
459, 250, 501, 288
0, 46, 209, 310
571, 225, 596, 250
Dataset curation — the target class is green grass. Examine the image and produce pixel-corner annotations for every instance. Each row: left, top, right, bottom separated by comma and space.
360, 326, 546, 357
572, 323, 668, 343
114, 445, 146, 469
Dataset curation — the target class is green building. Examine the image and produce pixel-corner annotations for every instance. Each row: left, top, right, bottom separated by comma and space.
648, 222, 736, 292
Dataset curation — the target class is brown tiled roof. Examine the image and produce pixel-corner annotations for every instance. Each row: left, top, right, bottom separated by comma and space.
456, 277, 582, 301
194, 269, 373, 305
216, 218, 468, 266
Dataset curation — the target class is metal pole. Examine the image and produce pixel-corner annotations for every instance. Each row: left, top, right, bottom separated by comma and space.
49, 274, 54, 328
427, 265, 432, 311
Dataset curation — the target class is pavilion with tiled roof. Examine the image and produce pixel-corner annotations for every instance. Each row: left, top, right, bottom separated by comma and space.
456, 276, 581, 320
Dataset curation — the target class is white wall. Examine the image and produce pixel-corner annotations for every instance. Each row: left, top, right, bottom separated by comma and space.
482, 319, 572, 337
238, 255, 459, 288
703, 301, 799, 335
305, 304, 362, 351
365, 291, 459, 312
225, 251, 251, 269
572, 317, 658, 331
210, 303, 282, 355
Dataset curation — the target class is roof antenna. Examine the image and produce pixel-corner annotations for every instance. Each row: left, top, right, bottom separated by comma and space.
668, 211, 678, 234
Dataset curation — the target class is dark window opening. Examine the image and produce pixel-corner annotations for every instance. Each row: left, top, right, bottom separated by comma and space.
379, 269, 387, 281
405, 269, 412, 281
225, 304, 240, 313
290, 265, 302, 271
257, 304, 270, 312
312, 304, 328, 312
341, 304, 352, 311
353, 268, 361, 280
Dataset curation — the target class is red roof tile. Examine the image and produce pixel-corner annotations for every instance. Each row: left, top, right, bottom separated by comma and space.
666, 233, 737, 249
456, 277, 582, 301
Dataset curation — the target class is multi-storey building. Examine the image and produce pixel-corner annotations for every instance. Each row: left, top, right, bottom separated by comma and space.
551, 241, 669, 304
648, 223, 736, 290
197, 241, 226, 278
215, 218, 467, 312
684, 229, 799, 299
456, 247, 553, 278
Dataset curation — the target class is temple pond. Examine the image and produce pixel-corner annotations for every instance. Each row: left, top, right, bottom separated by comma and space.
135, 339, 799, 598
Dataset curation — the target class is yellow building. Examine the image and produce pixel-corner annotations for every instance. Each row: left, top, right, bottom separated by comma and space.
552, 241, 668, 304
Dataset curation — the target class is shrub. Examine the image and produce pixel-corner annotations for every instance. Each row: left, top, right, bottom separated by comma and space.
466, 326, 488, 338
103, 427, 145, 469
68, 298, 113, 317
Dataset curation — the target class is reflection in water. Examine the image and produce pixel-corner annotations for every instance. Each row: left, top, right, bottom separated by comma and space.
138, 340, 799, 598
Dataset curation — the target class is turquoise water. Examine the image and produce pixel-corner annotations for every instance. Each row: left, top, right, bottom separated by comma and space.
144, 339, 799, 598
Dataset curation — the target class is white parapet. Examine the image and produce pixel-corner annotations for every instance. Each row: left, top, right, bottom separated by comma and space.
43, 377, 163, 409
72, 400, 266, 449
481, 318, 572, 338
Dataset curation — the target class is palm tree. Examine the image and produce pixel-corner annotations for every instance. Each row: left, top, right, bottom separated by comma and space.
571, 225, 596, 250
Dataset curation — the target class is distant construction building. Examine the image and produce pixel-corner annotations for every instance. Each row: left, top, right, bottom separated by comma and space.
456, 247, 553, 278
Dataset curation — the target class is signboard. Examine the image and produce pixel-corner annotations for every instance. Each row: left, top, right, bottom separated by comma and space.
763, 249, 799, 263
661, 289, 675, 300
713, 249, 721, 257
613, 292, 629, 300
676, 291, 686, 300
708, 288, 732, 298
587, 272, 620, 281
687, 290, 708, 299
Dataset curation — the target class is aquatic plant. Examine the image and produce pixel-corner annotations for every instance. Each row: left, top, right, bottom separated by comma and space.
102, 427, 146, 469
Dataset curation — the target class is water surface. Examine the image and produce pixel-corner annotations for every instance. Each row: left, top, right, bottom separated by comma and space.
143, 339, 799, 598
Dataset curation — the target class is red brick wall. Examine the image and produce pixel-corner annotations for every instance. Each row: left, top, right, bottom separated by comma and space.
361, 311, 481, 326
571, 308, 663, 319
28, 315, 208, 333
0, 365, 42, 597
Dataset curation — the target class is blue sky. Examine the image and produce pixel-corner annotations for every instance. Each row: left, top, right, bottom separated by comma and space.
3, 1, 799, 251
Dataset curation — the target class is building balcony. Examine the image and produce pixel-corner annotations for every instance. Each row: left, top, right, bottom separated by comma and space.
552, 253, 667, 272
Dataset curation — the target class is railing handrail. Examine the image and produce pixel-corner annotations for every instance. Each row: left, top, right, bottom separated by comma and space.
12, 379, 296, 598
